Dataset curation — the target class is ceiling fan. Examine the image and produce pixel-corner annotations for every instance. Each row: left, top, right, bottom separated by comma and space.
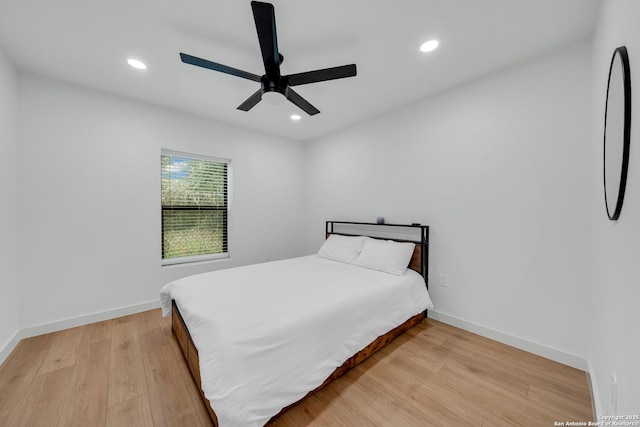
180, 1, 357, 116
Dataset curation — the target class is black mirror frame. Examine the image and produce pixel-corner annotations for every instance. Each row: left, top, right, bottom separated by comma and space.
604, 46, 632, 221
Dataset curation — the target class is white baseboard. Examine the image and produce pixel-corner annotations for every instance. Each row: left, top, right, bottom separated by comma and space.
0, 330, 23, 366
0, 300, 161, 366
587, 358, 602, 419
427, 310, 589, 371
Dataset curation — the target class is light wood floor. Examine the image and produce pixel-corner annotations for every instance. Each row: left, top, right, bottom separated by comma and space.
0, 309, 593, 426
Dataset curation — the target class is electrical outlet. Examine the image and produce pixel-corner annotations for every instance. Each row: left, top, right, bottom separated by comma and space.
439, 273, 449, 287
611, 373, 618, 413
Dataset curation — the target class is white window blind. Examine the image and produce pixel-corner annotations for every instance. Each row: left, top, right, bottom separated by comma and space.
161, 150, 230, 265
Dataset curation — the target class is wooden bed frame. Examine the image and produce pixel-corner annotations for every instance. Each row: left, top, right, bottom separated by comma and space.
171, 221, 430, 426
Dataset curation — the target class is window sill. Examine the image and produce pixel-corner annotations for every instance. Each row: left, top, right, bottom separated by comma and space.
162, 253, 229, 267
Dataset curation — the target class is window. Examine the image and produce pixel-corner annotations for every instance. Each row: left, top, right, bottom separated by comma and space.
161, 150, 230, 265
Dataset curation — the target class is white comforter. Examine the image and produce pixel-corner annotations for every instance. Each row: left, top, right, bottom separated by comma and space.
159, 255, 433, 427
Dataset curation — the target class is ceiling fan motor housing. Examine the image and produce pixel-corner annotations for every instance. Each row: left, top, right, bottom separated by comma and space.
261, 74, 288, 95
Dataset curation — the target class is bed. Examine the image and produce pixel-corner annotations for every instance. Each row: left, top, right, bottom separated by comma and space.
159, 221, 434, 427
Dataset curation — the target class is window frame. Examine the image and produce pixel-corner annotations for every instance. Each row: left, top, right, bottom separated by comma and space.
161, 149, 231, 266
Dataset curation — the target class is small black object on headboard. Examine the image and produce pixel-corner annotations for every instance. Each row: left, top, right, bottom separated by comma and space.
325, 221, 429, 288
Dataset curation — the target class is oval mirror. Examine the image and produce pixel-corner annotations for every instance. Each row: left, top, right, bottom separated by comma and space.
604, 46, 632, 221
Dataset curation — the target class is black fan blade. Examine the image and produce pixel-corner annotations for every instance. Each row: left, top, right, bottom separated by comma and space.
286, 64, 357, 86
180, 53, 261, 82
285, 88, 320, 116
237, 89, 264, 111
251, 1, 281, 77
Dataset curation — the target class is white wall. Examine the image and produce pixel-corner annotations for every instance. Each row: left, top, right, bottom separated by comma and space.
305, 41, 592, 368
17, 73, 306, 329
589, 0, 640, 416
0, 48, 19, 358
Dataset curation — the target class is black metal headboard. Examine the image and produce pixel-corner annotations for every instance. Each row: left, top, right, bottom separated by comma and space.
325, 221, 429, 288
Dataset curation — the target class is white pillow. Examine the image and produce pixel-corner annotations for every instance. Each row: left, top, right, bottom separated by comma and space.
317, 234, 367, 264
354, 237, 415, 275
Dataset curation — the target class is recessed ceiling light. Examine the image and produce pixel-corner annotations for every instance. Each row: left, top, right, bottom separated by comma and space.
127, 58, 147, 70
290, 114, 301, 121
420, 40, 439, 53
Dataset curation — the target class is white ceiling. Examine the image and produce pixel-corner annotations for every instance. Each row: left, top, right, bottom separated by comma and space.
0, 0, 600, 142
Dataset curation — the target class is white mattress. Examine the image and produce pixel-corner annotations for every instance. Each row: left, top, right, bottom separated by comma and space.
160, 255, 434, 427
